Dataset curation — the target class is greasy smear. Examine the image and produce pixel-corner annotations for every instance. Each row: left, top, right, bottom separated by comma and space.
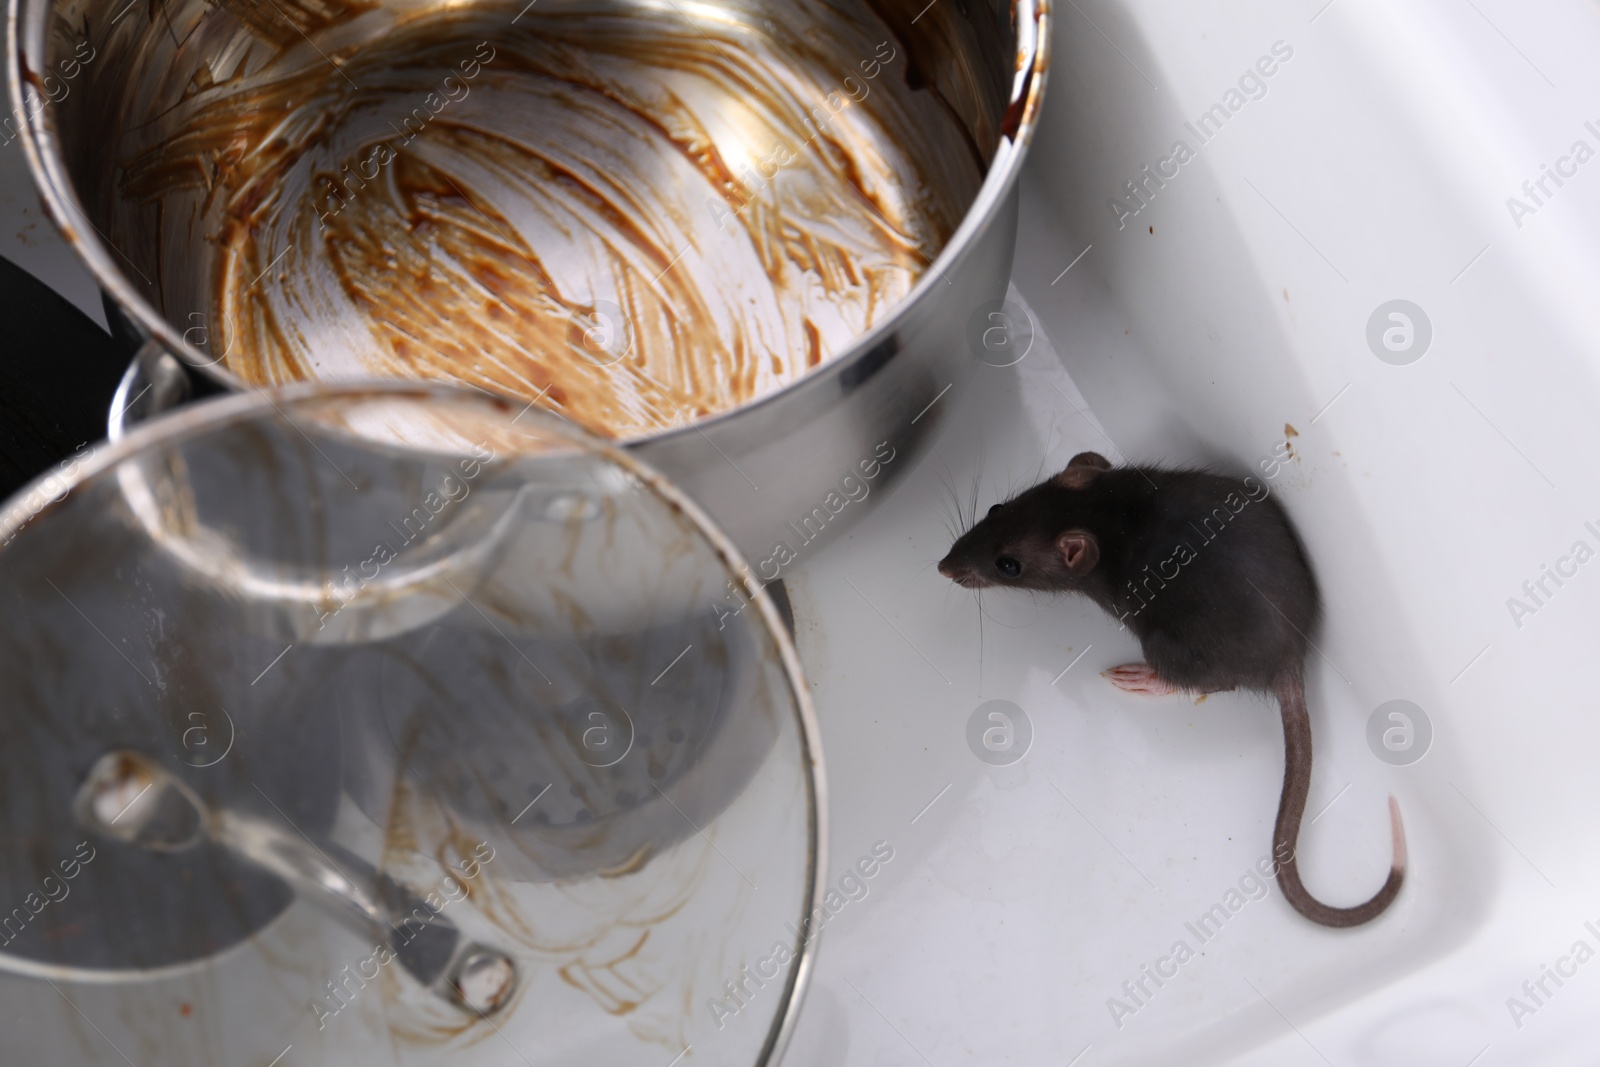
374, 766, 715, 1048
116, 5, 978, 438
558, 929, 651, 1015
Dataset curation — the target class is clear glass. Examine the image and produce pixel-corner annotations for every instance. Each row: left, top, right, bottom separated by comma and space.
0, 384, 821, 1067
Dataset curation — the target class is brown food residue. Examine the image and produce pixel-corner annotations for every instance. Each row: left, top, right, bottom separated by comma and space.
115, 4, 977, 439
558, 929, 651, 1016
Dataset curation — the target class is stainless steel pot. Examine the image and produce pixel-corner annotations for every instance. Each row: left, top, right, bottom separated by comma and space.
9, 0, 1048, 560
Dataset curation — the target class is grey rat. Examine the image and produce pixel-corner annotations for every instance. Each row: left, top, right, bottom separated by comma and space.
937, 451, 1404, 928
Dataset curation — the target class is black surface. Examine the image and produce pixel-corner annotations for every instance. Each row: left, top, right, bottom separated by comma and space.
101, 289, 230, 399
0, 257, 129, 498
99, 287, 146, 358
765, 577, 797, 636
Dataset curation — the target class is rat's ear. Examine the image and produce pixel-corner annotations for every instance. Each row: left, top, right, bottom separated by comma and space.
1053, 452, 1112, 490
1056, 530, 1099, 576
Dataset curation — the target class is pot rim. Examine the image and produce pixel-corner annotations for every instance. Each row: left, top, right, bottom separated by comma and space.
6, 0, 1050, 445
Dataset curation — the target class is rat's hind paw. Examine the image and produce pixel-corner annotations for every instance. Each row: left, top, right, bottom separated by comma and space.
1101, 663, 1183, 696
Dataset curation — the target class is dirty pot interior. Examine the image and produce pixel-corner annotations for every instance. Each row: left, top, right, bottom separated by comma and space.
27, 0, 1026, 438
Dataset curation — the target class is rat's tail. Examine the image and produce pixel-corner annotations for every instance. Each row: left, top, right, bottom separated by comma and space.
1271, 672, 1406, 928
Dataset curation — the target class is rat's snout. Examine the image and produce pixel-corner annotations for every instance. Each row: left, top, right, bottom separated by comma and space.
938, 556, 987, 588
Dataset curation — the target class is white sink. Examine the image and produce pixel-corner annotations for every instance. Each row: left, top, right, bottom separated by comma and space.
780, 1, 1600, 1064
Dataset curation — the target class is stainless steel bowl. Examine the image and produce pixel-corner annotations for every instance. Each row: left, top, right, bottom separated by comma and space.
9, 0, 1049, 559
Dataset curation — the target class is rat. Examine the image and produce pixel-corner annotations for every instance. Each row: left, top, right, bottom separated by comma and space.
937, 451, 1404, 928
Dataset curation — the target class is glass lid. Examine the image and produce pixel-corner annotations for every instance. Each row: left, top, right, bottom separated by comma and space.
0, 383, 824, 1067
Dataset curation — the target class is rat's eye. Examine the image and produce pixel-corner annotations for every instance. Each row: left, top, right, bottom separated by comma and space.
995, 556, 1021, 578
987, 504, 1003, 518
